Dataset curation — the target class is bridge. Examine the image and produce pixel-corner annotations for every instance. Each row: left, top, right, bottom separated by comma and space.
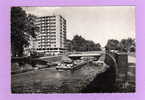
68, 51, 103, 60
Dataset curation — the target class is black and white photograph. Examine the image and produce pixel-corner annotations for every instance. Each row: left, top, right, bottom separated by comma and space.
11, 6, 136, 93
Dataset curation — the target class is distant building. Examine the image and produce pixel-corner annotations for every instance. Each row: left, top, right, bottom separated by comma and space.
35, 15, 67, 55
65, 39, 73, 52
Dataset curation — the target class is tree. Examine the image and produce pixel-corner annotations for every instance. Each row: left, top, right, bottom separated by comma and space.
71, 35, 101, 51
105, 38, 136, 52
11, 7, 39, 57
96, 43, 102, 51
105, 39, 120, 50
72, 35, 86, 51
120, 38, 135, 52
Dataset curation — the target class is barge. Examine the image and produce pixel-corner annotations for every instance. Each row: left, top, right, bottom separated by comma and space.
56, 60, 87, 71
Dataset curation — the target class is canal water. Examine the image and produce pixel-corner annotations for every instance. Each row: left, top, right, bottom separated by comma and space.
12, 62, 109, 93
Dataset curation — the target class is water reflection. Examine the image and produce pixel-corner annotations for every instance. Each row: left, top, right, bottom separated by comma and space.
55, 72, 61, 79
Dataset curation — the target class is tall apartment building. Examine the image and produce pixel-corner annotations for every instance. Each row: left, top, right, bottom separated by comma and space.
35, 15, 67, 55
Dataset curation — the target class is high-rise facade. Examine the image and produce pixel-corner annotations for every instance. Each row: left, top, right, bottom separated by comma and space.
35, 15, 66, 55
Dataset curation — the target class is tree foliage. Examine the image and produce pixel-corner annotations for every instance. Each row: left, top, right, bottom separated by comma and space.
105, 39, 120, 50
120, 38, 135, 52
105, 38, 135, 52
71, 35, 101, 51
11, 7, 39, 57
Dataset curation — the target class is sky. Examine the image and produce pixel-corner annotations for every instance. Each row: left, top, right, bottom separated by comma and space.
22, 6, 135, 46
